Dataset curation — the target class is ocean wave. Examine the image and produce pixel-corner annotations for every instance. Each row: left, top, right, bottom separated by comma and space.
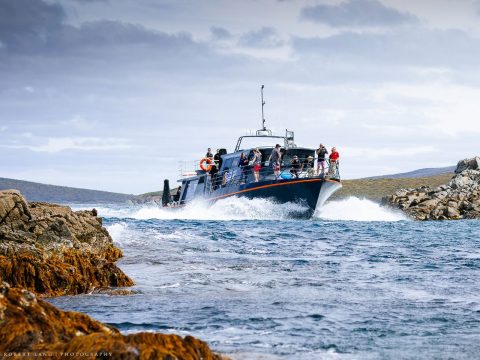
96, 197, 310, 221
105, 222, 129, 239
315, 197, 408, 222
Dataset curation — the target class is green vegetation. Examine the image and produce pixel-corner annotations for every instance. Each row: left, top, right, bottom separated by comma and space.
332, 173, 454, 202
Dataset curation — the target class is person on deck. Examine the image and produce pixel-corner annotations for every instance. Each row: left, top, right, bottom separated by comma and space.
290, 155, 301, 178
239, 152, 249, 183
214, 149, 221, 166
252, 148, 262, 182
316, 144, 328, 176
208, 162, 219, 189
328, 147, 340, 177
301, 155, 315, 177
268, 144, 282, 179
173, 186, 181, 202
206, 148, 213, 158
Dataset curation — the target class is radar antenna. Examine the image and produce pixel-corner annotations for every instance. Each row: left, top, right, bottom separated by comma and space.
256, 85, 272, 136
261, 85, 266, 130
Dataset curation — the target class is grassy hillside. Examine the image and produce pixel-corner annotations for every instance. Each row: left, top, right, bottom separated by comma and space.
0, 177, 134, 203
365, 166, 455, 179
332, 173, 454, 202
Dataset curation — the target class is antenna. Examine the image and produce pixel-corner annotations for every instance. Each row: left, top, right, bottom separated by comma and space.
261, 85, 266, 130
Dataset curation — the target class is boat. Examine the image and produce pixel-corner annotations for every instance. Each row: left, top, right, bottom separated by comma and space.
163, 86, 342, 216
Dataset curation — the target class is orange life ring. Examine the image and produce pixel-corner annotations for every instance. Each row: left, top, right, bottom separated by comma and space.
199, 158, 213, 172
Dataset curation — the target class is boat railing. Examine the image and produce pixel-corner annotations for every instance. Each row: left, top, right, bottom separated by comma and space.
204, 157, 340, 193
179, 159, 210, 178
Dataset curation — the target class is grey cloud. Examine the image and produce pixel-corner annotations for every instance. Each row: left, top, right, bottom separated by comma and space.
0, 0, 65, 52
474, 0, 480, 16
50, 21, 201, 54
0, 0, 253, 136
239, 27, 284, 48
210, 26, 232, 40
292, 28, 478, 68
300, 0, 418, 27
0, 0, 206, 59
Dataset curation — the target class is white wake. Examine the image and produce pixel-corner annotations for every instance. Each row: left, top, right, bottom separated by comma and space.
75, 196, 407, 222
314, 197, 408, 222
89, 197, 309, 221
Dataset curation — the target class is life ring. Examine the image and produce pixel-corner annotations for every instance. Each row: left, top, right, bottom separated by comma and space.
199, 158, 213, 172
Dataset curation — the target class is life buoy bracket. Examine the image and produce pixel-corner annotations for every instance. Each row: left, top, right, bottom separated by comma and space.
199, 158, 213, 172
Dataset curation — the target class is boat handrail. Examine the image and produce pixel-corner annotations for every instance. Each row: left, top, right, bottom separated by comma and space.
203, 157, 340, 193
234, 129, 296, 152
179, 153, 340, 182
179, 158, 216, 177
234, 135, 287, 153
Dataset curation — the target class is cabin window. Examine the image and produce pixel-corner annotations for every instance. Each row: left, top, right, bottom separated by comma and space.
232, 157, 240, 168
222, 158, 233, 171
182, 179, 199, 203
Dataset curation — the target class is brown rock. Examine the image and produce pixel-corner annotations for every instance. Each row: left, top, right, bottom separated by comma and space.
0, 286, 228, 360
0, 189, 31, 230
0, 284, 116, 352
0, 190, 133, 296
417, 199, 440, 208
444, 207, 461, 219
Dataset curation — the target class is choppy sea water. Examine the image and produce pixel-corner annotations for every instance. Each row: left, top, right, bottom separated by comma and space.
48, 197, 480, 359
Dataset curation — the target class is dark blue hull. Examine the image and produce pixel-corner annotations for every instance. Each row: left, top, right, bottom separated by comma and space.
179, 176, 342, 215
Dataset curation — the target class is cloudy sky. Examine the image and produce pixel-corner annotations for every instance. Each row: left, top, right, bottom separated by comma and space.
1, 0, 480, 193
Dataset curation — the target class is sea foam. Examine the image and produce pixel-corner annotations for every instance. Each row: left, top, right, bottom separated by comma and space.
92, 197, 309, 221
315, 196, 408, 222
79, 196, 406, 222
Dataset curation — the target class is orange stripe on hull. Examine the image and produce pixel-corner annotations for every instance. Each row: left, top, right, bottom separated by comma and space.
209, 178, 340, 201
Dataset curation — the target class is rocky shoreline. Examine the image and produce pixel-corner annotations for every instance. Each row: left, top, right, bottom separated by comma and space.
0, 189, 228, 359
0, 189, 133, 296
0, 284, 227, 359
382, 157, 480, 220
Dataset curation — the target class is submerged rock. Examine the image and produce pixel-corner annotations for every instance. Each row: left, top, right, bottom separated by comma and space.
0, 285, 228, 360
382, 156, 480, 220
0, 189, 133, 296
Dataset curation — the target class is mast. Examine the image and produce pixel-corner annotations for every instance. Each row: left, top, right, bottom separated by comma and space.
261, 85, 266, 131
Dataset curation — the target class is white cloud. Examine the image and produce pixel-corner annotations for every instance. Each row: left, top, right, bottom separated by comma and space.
341, 145, 437, 160
62, 115, 93, 130
3, 137, 133, 153
370, 82, 480, 136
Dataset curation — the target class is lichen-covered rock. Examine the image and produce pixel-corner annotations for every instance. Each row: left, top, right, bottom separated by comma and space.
382, 156, 480, 220
0, 190, 133, 296
0, 285, 228, 360
0, 189, 31, 231
455, 156, 480, 173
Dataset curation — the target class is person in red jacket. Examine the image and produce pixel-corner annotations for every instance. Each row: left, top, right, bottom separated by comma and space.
328, 147, 340, 177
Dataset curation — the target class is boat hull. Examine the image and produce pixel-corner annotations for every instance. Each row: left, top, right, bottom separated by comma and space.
204, 177, 342, 215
